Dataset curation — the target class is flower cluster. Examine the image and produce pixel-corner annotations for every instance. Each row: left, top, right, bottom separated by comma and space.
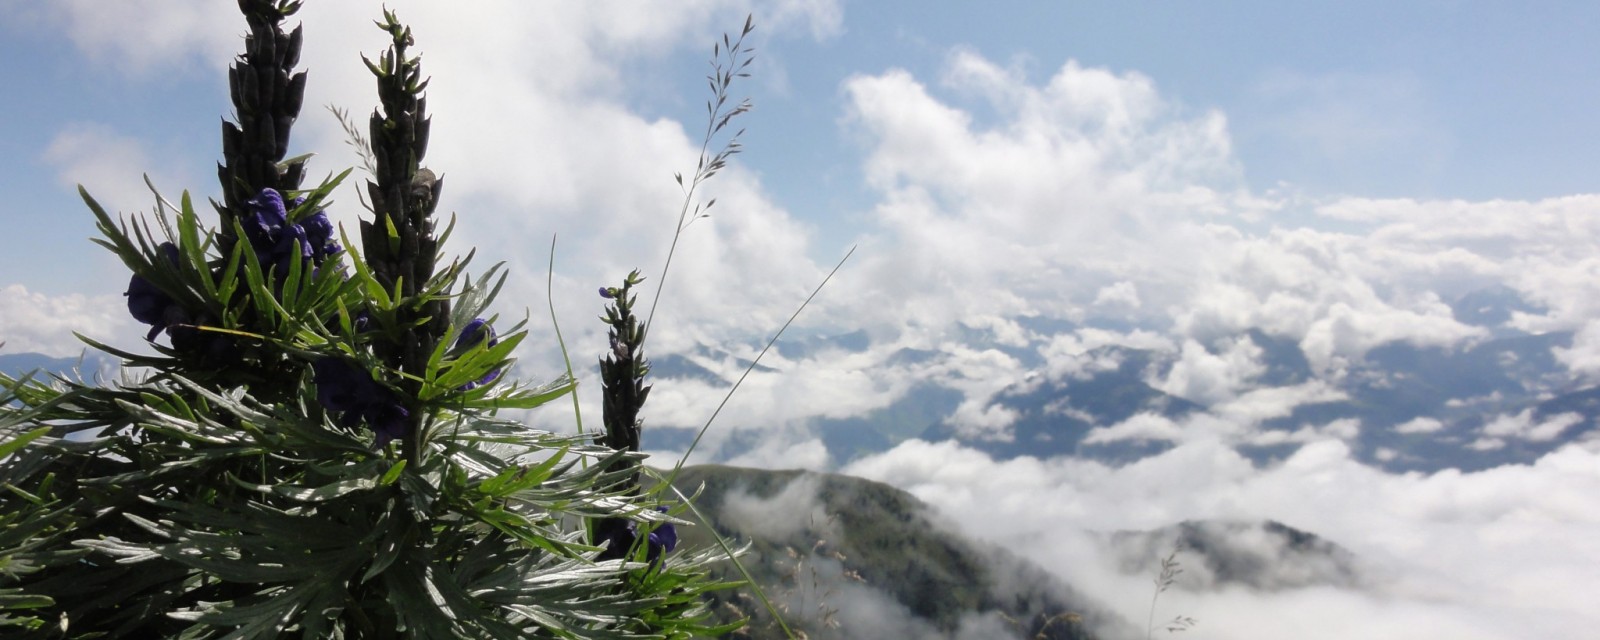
453, 317, 501, 390
125, 242, 185, 341
311, 357, 409, 446
124, 186, 343, 352
124, 242, 232, 359
593, 507, 678, 564
244, 188, 342, 276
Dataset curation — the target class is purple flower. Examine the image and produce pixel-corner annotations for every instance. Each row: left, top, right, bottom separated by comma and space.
454, 318, 501, 390
126, 275, 170, 329
300, 210, 343, 259
647, 519, 678, 561
456, 318, 498, 349
312, 357, 372, 415
122, 243, 234, 358
312, 356, 410, 446
125, 242, 184, 340
363, 401, 411, 448
245, 188, 343, 276
246, 189, 290, 239
594, 507, 677, 563
599, 286, 615, 299
593, 518, 635, 562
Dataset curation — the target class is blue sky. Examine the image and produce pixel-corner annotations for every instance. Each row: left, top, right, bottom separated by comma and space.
4, 1, 1600, 298
3, 3, 1600, 638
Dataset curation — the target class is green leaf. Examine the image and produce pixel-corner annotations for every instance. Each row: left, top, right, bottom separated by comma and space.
0, 426, 50, 459
379, 459, 407, 486
0, 592, 54, 611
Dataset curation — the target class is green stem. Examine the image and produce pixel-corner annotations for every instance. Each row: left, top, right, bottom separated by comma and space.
546, 235, 588, 466
664, 245, 854, 485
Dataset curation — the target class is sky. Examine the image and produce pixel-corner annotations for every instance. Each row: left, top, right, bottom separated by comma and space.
3, 1, 1600, 638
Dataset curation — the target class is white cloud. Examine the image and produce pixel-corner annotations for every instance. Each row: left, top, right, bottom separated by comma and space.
1038, 328, 1173, 383
1092, 281, 1141, 309
1155, 337, 1265, 406
26, 3, 1600, 440
1482, 410, 1585, 443
767, 0, 843, 40
845, 438, 1600, 640
837, 51, 1247, 338
18, 0, 852, 391
1210, 381, 1346, 426
1395, 417, 1445, 435
0, 285, 137, 356
721, 473, 834, 541
725, 434, 831, 469
1083, 412, 1183, 445
1246, 417, 1361, 447
1555, 319, 1600, 380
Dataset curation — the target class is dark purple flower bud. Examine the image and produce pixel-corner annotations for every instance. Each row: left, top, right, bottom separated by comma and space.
246, 188, 289, 242
126, 275, 168, 327
246, 188, 341, 275
455, 318, 502, 391
312, 356, 411, 446
158, 242, 181, 267
455, 317, 499, 350
594, 517, 636, 562
646, 507, 678, 562
299, 210, 342, 261
125, 242, 184, 339
268, 222, 312, 274
594, 507, 677, 564
599, 287, 615, 299
365, 401, 410, 448
312, 357, 371, 414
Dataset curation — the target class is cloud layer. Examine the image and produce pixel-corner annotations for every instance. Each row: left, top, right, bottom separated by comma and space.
845, 437, 1600, 640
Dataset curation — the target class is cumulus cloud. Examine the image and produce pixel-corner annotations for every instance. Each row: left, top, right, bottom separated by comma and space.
1210, 381, 1346, 426
1245, 417, 1360, 447
1038, 328, 1173, 383
1093, 281, 1141, 309
1083, 413, 1183, 445
1395, 417, 1445, 435
1555, 319, 1600, 380
1154, 337, 1266, 406
0, 285, 137, 356
1470, 410, 1586, 451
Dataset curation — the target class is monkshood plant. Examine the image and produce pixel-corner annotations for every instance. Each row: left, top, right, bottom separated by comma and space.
0, 2, 745, 637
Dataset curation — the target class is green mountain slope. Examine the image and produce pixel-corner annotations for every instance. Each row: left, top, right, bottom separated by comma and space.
660, 465, 1132, 639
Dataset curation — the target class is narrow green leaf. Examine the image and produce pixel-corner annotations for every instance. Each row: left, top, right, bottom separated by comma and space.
379, 459, 407, 486
0, 426, 50, 459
